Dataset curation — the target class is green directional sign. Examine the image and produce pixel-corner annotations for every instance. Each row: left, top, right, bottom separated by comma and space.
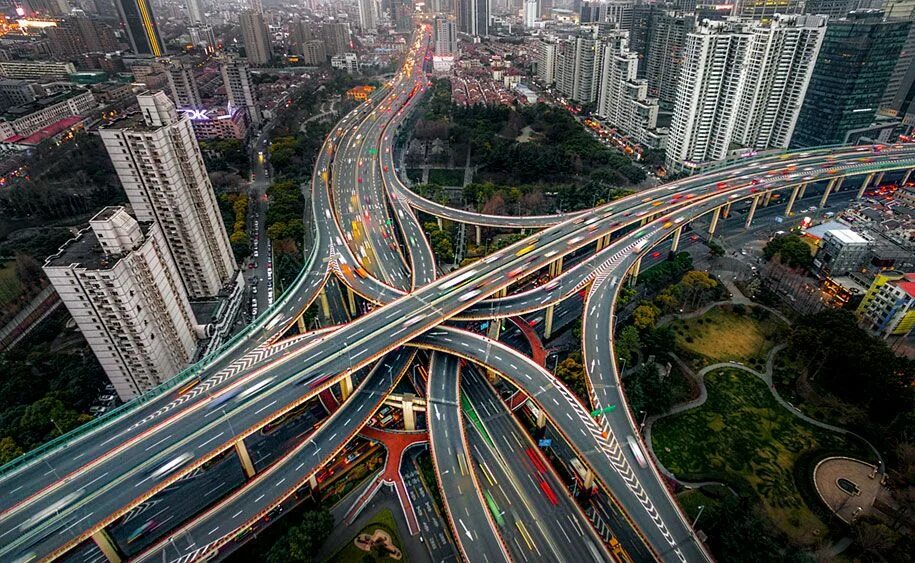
590, 405, 617, 417
368, 148, 378, 155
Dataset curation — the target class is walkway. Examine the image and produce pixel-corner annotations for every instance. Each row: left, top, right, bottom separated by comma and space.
507, 316, 548, 366
345, 426, 428, 535
643, 344, 885, 482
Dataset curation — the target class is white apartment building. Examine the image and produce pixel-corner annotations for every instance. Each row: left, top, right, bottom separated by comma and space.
555, 35, 604, 104
596, 31, 663, 148
44, 207, 201, 400
358, 0, 377, 32
435, 16, 458, 56
535, 39, 557, 85
221, 55, 262, 125
524, 0, 539, 27
0, 61, 76, 80
100, 92, 236, 299
666, 15, 825, 172
167, 61, 202, 109
331, 53, 361, 74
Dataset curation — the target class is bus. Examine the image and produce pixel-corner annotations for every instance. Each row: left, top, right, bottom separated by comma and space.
483, 490, 505, 526
627, 435, 648, 469
515, 244, 537, 257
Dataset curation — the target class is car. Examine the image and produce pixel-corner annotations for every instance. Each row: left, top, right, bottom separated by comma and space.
149, 453, 194, 480
508, 267, 525, 278
99, 395, 115, 403
459, 289, 482, 302
651, 251, 661, 258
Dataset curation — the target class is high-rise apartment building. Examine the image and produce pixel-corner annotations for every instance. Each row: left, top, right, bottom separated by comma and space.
735, 0, 802, 19
43, 206, 201, 400
189, 25, 218, 52
323, 23, 351, 57
791, 10, 910, 148
879, 1, 915, 120
555, 35, 604, 104
47, 16, 120, 59
457, 0, 489, 37
115, 0, 164, 57
100, 92, 236, 299
524, 0, 539, 27
667, 16, 825, 171
392, 0, 413, 32
595, 32, 661, 148
535, 39, 557, 85
167, 61, 202, 109
186, 0, 205, 24
221, 55, 263, 125
644, 10, 694, 108
580, 0, 632, 28
434, 16, 458, 56
358, 0, 377, 32
302, 40, 328, 65
802, 0, 854, 18
239, 10, 272, 65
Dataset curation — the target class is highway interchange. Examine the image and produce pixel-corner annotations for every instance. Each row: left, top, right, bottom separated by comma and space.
2, 23, 915, 563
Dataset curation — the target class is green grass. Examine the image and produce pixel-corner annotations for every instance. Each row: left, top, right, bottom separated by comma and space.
670, 305, 786, 366
652, 368, 863, 546
327, 508, 407, 563
405, 168, 423, 183
0, 262, 23, 308
427, 168, 465, 186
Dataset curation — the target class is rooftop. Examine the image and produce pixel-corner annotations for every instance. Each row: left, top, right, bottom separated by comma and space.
45, 216, 153, 271
828, 228, 869, 245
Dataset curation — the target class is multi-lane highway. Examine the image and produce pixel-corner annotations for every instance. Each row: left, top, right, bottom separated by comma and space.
2, 21, 914, 563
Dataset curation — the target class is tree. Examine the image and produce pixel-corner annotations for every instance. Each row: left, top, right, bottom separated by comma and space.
633, 303, 661, 330
0, 436, 23, 464
555, 352, 588, 401
624, 362, 674, 416
707, 240, 725, 257
266, 509, 334, 563
679, 270, 718, 310
616, 325, 640, 365
763, 234, 813, 269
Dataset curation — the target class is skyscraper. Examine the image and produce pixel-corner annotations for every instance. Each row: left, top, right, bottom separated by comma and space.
535, 39, 557, 85
879, 0, 915, 119
44, 206, 201, 401
735, 0, 802, 19
221, 54, 263, 125
358, 0, 377, 32
791, 10, 910, 148
595, 31, 661, 148
323, 23, 351, 57
115, 0, 164, 57
239, 10, 272, 65
100, 92, 236, 299
802, 0, 854, 18
524, 0, 539, 27
392, 0, 413, 33
47, 16, 120, 59
555, 35, 604, 104
186, 0, 204, 24
667, 15, 826, 171
457, 0, 488, 37
434, 16, 458, 56
167, 61, 202, 109
644, 10, 695, 107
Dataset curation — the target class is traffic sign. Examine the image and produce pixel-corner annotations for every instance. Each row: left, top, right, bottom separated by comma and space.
590, 405, 617, 417
538, 439, 552, 448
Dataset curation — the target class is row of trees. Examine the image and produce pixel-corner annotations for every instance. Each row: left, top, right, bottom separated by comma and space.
763, 234, 814, 269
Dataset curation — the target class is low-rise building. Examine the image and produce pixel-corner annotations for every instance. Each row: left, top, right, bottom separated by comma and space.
856, 270, 915, 338
181, 106, 249, 140
0, 60, 77, 80
0, 88, 96, 140
331, 53, 360, 74
813, 228, 871, 278
346, 85, 376, 101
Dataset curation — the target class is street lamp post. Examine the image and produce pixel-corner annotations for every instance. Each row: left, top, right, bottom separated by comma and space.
691, 504, 705, 531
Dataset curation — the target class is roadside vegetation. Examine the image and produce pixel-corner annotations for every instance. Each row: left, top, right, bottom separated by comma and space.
669, 304, 787, 368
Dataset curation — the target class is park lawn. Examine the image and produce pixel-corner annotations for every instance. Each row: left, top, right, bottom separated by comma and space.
670, 305, 786, 366
652, 368, 856, 546
0, 262, 23, 308
427, 168, 465, 186
327, 508, 407, 563
405, 168, 423, 184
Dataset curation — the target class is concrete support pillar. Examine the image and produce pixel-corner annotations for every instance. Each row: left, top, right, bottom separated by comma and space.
833, 177, 845, 193
820, 178, 837, 208
670, 226, 683, 253
708, 207, 721, 240
582, 469, 595, 490
475, 225, 481, 246
762, 191, 773, 207
235, 439, 256, 479
785, 184, 802, 216
628, 256, 642, 287
535, 408, 547, 428
402, 393, 416, 431
309, 474, 319, 489
722, 202, 731, 219
436, 216, 443, 229
639, 216, 649, 227
901, 169, 912, 186
857, 173, 875, 199
548, 256, 564, 278
339, 373, 354, 400
596, 236, 606, 252
874, 172, 884, 188
798, 183, 808, 201
544, 304, 555, 340
319, 289, 331, 319
296, 315, 307, 334
347, 286, 357, 316
745, 195, 761, 230
487, 318, 502, 341
91, 530, 123, 563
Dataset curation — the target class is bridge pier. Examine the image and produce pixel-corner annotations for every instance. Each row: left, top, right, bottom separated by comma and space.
722, 202, 732, 219
708, 207, 721, 240
402, 393, 417, 431
857, 173, 875, 199
745, 194, 761, 230
297, 315, 307, 334
902, 168, 912, 186
820, 177, 842, 209
346, 286, 357, 316
436, 217, 443, 230
670, 226, 683, 253
319, 289, 331, 319
91, 530, 123, 563
234, 439, 257, 479
582, 468, 595, 490
628, 256, 642, 287
548, 256, 564, 278
544, 305, 555, 340
785, 184, 803, 216
309, 474, 319, 490
475, 225, 481, 246
762, 191, 773, 207
340, 373, 354, 400
535, 408, 547, 429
